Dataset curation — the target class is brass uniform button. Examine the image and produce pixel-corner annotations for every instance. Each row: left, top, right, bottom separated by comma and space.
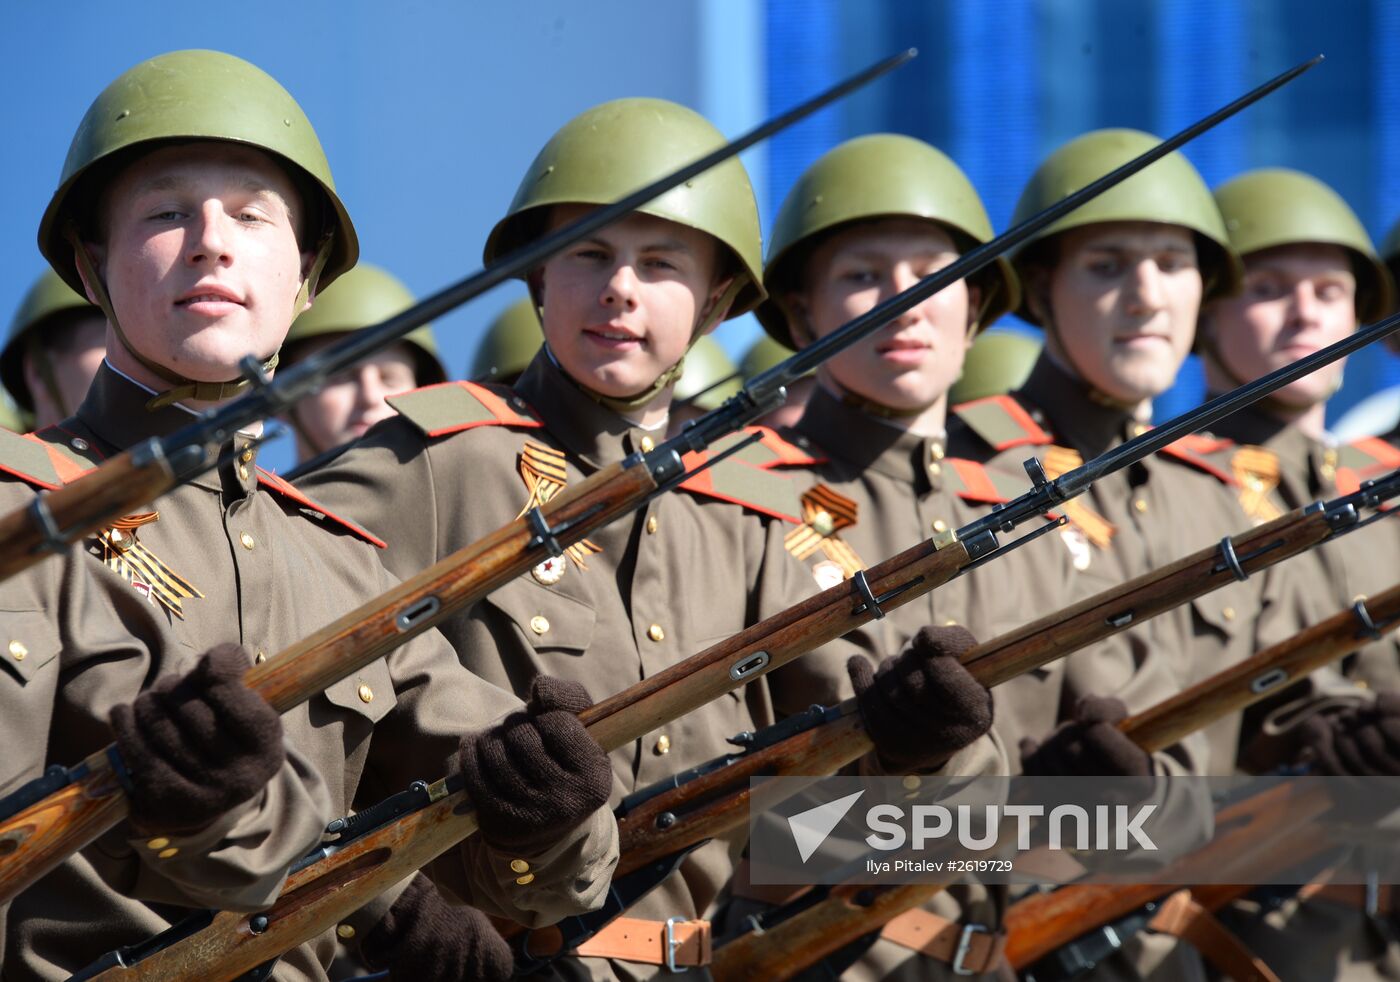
943, 619, 958, 627
927, 462, 942, 478
931, 520, 948, 534
1356, 679, 1370, 690
647, 623, 665, 642
240, 531, 256, 550
929, 443, 946, 462
510, 859, 530, 874
240, 449, 254, 464
639, 435, 656, 453
1133, 499, 1148, 514
70, 438, 89, 452
147, 837, 171, 851
158, 847, 179, 859
337, 924, 356, 940
238, 464, 250, 481
646, 516, 659, 535
9, 640, 27, 661
530, 615, 550, 635
357, 683, 374, 704
254, 650, 267, 664
1222, 607, 1236, 621
654, 734, 671, 755
902, 776, 921, 791
516, 873, 536, 886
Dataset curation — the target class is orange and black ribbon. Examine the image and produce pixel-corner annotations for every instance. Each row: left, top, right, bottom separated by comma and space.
516, 441, 602, 569
98, 513, 203, 617
1042, 446, 1116, 549
784, 484, 865, 578
1231, 446, 1283, 523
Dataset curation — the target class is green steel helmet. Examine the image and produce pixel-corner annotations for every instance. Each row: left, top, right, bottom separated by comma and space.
285, 264, 446, 385
1010, 128, 1241, 325
469, 298, 543, 383
482, 97, 765, 316
0, 391, 29, 433
759, 134, 1021, 348
1212, 168, 1394, 323
1382, 216, 1400, 352
948, 330, 1043, 405
1, 269, 100, 411
673, 335, 741, 411
739, 334, 797, 380
38, 49, 358, 297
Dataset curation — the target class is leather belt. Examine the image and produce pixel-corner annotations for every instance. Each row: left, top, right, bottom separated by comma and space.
880, 908, 1007, 975
573, 916, 711, 971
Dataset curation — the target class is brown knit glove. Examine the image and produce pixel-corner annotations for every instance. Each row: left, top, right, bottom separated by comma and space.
454, 675, 613, 856
1299, 693, 1400, 777
109, 644, 284, 836
849, 626, 993, 773
1020, 696, 1151, 777
360, 874, 513, 981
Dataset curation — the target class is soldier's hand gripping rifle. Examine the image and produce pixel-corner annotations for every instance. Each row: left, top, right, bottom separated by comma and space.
715, 583, 1400, 982
0, 53, 1330, 910
72, 405, 1400, 979
0, 49, 916, 585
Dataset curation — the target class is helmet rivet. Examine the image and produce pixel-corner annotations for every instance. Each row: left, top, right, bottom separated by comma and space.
116, 110, 129, 120
283, 118, 292, 127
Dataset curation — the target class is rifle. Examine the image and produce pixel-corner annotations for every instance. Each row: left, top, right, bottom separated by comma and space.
76, 479, 1400, 979
0, 54, 1332, 906
708, 583, 1400, 982
0, 49, 915, 585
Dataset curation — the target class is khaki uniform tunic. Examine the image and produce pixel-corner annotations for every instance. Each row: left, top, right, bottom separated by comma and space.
0, 478, 328, 967
741, 386, 1196, 981
1197, 406, 1400, 982
947, 357, 1305, 982
3, 366, 617, 982
300, 353, 1003, 981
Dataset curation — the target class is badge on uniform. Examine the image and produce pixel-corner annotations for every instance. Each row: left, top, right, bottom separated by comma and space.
517, 440, 602, 574
785, 485, 865, 587
1231, 446, 1283, 524
1058, 525, 1093, 572
96, 513, 203, 617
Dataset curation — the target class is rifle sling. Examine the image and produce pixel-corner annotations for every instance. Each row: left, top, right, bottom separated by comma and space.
1147, 890, 1280, 982
570, 915, 712, 968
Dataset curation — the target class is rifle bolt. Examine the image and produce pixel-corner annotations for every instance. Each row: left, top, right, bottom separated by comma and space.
656, 812, 677, 830
250, 915, 269, 935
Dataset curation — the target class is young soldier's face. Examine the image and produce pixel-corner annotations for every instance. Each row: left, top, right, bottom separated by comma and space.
537, 206, 731, 399
288, 339, 418, 456
793, 219, 978, 411
1202, 243, 1356, 408
1038, 222, 1201, 404
88, 142, 312, 384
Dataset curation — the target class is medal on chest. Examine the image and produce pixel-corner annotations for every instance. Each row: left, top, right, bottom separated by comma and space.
517, 440, 602, 581
785, 485, 865, 587
96, 513, 204, 617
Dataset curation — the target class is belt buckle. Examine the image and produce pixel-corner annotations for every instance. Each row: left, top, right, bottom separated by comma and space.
664, 916, 686, 973
952, 922, 989, 976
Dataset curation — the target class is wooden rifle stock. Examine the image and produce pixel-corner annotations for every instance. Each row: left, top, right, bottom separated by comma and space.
0, 459, 654, 907
709, 580, 1400, 982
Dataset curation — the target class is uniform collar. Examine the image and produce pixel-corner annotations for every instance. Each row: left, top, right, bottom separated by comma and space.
1017, 355, 1147, 457
513, 351, 667, 469
73, 362, 260, 497
796, 384, 946, 491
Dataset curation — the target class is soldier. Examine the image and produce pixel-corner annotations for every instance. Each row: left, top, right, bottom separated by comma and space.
1378, 222, 1400, 445
300, 98, 1002, 980
469, 296, 543, 384
279, 263, 447, 463
668, 333, 741, 430
947, 329, 1042, 405
1195, 168, 1400, 980
750, 132, 1202, 980
945, 129, 1304, 978
1, 269, 106, 428
738, 333, 812, 428
2, 50, 617, 981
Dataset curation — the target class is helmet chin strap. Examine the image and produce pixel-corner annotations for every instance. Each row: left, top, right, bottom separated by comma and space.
65, 223, 333, 413
564, 278, 745, 416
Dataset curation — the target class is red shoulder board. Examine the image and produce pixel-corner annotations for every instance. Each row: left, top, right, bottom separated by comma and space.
1335, 437, 1400, 494
0, 425, 104, 491
387, 381, 543, 439
256, 468, 388, 548
722, 425, 826, 470
951, 395, 1053, 452
944, 457, 1023, 505
1159, 433, 1237, 486
678, 429, 805, 524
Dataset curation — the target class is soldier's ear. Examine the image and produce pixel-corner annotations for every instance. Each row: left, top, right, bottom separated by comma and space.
965, 284, 983, 341
699, 274, 737, 334
784, 292, 816, 350
1022, 266, 1054, 326
74, 242, 106, 307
